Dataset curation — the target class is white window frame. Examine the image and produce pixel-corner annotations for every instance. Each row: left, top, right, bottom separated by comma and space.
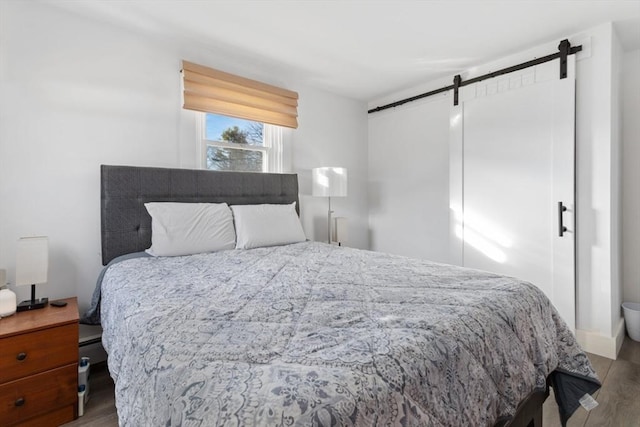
198, 113, 283, 173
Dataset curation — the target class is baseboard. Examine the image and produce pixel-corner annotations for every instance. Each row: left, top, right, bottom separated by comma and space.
614, 317, 626, 355
575, 318, 626, 360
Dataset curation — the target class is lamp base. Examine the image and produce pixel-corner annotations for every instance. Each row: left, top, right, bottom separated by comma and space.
17, 297, 48, 312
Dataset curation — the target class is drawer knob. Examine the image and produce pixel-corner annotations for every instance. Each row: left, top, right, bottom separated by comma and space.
15, 397, 25, 407
16, 352, 27, 361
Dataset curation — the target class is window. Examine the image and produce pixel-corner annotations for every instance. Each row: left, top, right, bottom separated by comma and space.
182, 60, 294, 173
201, 113, 283, 173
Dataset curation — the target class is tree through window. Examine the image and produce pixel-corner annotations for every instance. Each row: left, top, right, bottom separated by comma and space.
204, 114, 266, 172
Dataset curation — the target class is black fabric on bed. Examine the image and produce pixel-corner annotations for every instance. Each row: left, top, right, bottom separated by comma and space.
550, 369, 601, 426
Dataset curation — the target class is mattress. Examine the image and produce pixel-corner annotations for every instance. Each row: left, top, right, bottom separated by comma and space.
98, 241, 599, 426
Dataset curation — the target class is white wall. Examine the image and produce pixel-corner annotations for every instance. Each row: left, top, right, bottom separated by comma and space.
0, 1, 368, 314
293, 86, 369, 250
368, 95, 451, 262
610, 27, 623, 339
573, 24, 622, 355
621, 48, 640, 305
368, 23, 624, 358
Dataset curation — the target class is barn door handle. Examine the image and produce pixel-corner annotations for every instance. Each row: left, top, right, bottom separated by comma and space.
558, 202, 568, 237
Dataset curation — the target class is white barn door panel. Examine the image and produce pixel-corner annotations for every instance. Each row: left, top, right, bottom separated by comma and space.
450, 58, 576, 330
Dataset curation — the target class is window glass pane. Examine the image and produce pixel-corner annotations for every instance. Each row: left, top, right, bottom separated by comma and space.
206, 146, 263, 172
205, 113, 263, 146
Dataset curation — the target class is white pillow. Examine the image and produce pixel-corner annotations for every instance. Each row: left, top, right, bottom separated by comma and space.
144, 202, 236, 256
231, 202, 306, 249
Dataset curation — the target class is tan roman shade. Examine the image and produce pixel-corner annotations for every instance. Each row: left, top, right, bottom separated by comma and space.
182, 60, 298, 129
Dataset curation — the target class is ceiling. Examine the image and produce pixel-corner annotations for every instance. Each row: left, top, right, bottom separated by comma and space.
45, 0, 640, 101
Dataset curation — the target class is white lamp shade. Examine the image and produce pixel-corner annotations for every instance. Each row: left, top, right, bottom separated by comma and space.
15, 237, 49, 286
312, 167, 347, 197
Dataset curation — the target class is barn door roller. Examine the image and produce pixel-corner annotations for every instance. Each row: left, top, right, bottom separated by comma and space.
558, 39, 571, 79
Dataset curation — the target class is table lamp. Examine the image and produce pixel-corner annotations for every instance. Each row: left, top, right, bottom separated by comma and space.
312, 167, 347, 243
16, 236, 49, 312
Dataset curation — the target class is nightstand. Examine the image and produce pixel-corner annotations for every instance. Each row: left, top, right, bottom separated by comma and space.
0, 297, 79, 426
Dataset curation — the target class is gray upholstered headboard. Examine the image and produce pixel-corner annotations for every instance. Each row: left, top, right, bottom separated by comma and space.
101, 165, 300, 265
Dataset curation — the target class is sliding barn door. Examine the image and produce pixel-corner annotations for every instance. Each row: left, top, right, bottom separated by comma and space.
450, 58, 576, 330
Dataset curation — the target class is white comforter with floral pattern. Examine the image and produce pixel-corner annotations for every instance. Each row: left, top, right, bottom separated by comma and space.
99, 241, 599, 426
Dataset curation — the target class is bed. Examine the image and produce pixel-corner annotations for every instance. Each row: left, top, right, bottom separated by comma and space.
91, 164, 601, 427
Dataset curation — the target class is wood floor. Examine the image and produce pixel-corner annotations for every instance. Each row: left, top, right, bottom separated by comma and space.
63, 337, 640, 427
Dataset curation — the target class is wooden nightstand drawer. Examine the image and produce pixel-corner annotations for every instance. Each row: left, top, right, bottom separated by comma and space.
0, 363, 77, 426
0, 298, 79, 425
0, 323, 78, 384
